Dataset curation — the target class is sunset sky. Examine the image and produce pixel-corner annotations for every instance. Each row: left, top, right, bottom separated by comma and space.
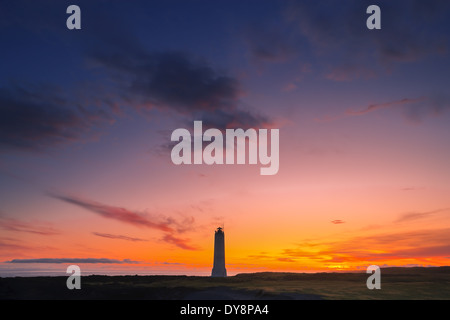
1, 0, 450, 276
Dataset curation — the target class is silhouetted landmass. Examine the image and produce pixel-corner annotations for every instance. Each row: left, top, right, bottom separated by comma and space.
1, 267, 450, 300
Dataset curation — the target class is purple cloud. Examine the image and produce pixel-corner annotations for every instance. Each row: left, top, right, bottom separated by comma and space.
50, 193, 174, 232
0, 217, 60, 235
161, 234, 199, 251
396, 208, 450, 223
92, 232, 148, 242
50, 193, 198, 250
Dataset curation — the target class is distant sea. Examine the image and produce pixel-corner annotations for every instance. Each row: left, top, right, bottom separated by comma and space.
0, 264, 213, 277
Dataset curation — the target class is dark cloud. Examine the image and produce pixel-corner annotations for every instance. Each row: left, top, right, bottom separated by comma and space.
1, 1, 272, 155
0, 217, 60, 235
6, 258, 140, 264
331, 220, 345, 225
0, 84, 111, 152
91, 49, 271, 130
91, 51, 238, 112
92, 232, 148, 242
79, 2, 271, 130
373, 0, 449, 65
92, 47, 274, 156
282, 0, 450, 80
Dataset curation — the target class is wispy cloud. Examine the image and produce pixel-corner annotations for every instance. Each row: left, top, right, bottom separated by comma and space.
331, 220, 345, 225
49, 193, 173, 232
6, 258, 140, 264
0, 238, 34, 252
92, 232, 148, 242
277, 257, 296, 262
345, 98, 425, 116
0, 236, 59, 259
50, 193, 198, 250
161, 234, 199, 251
396, 208, 450, 223
278, 227, 450, 266
401, 186, 425, 191
317, 95, 450, 123
155, 261, 185, 265
0, 217, 60, 235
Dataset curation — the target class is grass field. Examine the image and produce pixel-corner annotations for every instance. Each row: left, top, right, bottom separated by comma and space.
1, 267, 449, 300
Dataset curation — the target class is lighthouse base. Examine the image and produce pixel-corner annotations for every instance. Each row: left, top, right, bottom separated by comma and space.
211, 267, 227, 277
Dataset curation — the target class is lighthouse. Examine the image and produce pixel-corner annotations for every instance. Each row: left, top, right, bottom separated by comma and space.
211, 227, 227, 277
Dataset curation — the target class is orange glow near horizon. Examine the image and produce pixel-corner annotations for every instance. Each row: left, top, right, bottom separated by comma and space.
2, 185, 450, 275
2, 153, 450, 276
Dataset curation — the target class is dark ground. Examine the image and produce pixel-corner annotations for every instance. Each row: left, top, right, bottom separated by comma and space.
1, 267, 450, 300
